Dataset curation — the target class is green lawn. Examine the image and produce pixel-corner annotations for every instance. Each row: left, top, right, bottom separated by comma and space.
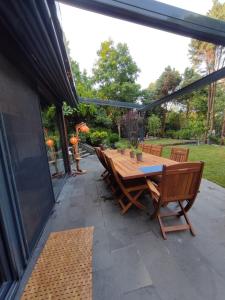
162, 144, 225, 188
144, 138, 192, 145
119, 139, 225, 188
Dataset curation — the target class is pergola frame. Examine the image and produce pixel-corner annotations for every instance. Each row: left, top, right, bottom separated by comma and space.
59, 0, 225, 111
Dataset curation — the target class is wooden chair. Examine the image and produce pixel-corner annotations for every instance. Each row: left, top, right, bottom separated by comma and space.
106, 157, 148, 214
150, 145, 163, 156
146, 162, 204, 239
170, 147, 189, 162
94, 147, 109, 179
142, 144, 152, 154
102, 152, 120, 195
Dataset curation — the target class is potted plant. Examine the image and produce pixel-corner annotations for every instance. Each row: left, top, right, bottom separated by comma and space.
120, 144, 126, 155
135, 148, 143, 161
115, 142, 122, 152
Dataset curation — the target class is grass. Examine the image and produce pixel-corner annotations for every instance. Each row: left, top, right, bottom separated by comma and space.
119, 139, 225, 188
144, 138, 193, 145
163, 144, 225, 188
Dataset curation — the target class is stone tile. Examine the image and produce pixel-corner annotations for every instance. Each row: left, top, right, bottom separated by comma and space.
16, 155, 225, 300
93, 267, 121, 300
107, 227, 132, 252
111, 244, 152, 294
122, 286, 162, 300
133, 231, 203, 300
93, 227, 113, 272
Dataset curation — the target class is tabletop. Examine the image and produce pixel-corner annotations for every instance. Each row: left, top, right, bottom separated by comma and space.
104, 149, 178, 180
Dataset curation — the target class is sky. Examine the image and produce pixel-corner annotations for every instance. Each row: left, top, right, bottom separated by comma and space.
58, 0, 215, 89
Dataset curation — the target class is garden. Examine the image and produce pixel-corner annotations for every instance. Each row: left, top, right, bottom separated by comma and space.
42, 1, 225, 188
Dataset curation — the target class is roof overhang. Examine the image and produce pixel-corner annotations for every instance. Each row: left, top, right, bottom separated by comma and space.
0, 0, 78, 107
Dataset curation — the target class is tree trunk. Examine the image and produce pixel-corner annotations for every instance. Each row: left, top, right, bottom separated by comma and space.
209, 82, 217, 136
161, 106, 167, 137
186, 100, 190, 119
204, 85, 212, 143
220, 110, 225, 145
204, 83, 217, 143
117, 123, 121, 138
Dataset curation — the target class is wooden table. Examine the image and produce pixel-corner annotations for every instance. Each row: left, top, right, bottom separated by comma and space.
104, 149, 178, 180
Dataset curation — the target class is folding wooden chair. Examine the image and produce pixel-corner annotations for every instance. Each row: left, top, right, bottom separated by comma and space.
142, 144, 152, 154
146, 162, 204, 239
107, 157, 148, 214
94, 147, 109, 179
102, 152, 120, 195
150, 145, 163, 156
170, 147, 189, 162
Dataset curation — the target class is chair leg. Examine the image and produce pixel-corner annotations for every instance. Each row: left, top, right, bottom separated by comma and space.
178, 199, 195, 216
121, 202, 133, 215
151, 201, 195, 239
128, 190, 146, 210
116, 194, 132, 214
117, 190, 146, 214
157, 214, 167, 240
178, 201, 196, 236
101, 170, 108, 178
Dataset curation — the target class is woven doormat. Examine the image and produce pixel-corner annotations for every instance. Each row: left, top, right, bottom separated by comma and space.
21, 227, 94, 300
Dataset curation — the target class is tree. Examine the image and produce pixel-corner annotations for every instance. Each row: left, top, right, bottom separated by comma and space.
189, 0, 225, 142
179, 68, 202, 118
147, 114, 161, 137
141, 82, 157, 105
63, 60, 97, 132
93, 39, 141, 102
221, 110, 225, 145
92, 39, 142, 135
154, 66, 181, 135
71, 60, 95, 98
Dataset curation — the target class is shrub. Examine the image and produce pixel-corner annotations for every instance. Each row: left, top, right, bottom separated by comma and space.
165, 130, 177, 138
89, 130, 108, 146
147, 114, 161, 137
174, 129, 192, 140
108, 133, 119, 144
208, 135, 220, 145
79, 132, 87, 143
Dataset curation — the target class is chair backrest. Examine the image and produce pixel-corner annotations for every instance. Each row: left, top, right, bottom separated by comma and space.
95, 147, 108, 170
170, 147, 189, 162
160, 162, 204, 203
106, 157, 125, 190
150, 145, 163, 156
95, 147, 101, 160
142, 144, 152, 154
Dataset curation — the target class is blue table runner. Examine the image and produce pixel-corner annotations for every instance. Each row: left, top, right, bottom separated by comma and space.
139, 165, 163, 174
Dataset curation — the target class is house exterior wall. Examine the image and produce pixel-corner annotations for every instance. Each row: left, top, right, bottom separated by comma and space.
0, 53, 56, 298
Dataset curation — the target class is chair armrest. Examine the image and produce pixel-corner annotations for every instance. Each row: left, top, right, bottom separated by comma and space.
146, 179, 160, 198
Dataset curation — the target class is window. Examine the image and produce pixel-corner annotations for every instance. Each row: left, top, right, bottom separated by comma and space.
41, 104, 66, 197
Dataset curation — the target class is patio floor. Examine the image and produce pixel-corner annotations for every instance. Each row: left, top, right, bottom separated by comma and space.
16, 154, 225, 300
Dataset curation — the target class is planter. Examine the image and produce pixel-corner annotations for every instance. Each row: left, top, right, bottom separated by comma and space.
100, 144, 106, 150
130, 151, 135, 158
136, 153, 143, 161
121, 149, 125, 155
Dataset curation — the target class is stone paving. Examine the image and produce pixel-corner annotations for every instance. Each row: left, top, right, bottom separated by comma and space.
16, 154, 225, 300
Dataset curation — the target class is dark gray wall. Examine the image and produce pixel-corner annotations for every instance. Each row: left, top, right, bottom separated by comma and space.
0, 53, 55, 252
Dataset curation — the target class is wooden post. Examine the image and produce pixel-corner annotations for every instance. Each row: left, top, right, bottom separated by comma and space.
56, 105, 71, 174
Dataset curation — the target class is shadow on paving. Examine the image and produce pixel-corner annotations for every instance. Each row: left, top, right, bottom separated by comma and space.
16, 154, 225, 300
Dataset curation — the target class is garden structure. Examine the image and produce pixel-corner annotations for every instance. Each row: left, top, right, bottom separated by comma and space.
1, 1, 225, 299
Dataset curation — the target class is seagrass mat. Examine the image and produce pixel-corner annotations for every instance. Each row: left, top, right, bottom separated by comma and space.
21, 227, 94, 300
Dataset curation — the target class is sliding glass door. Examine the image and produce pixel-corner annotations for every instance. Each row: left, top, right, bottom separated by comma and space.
0, 229, 13, 299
